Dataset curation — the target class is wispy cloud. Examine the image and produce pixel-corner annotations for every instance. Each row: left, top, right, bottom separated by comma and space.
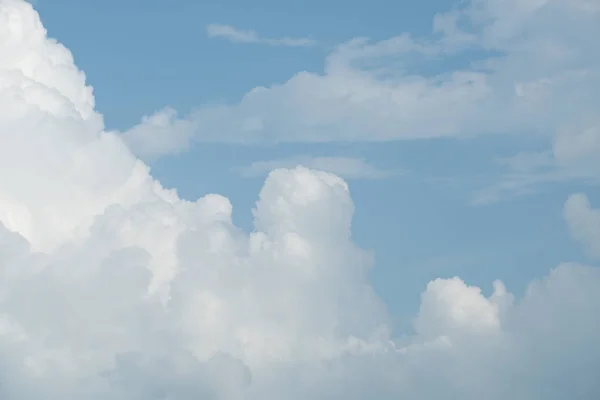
126, 0, 600, 158
470, 130, 600, 205
206, 23, 316, 47
236, 156, 402, 180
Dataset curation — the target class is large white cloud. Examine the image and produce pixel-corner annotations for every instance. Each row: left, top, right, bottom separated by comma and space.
122, 0, 600, 159
1, 1, 600, 399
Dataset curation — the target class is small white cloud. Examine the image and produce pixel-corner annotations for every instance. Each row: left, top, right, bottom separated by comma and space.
564, 193, 600, 259
121, 106, 195, 161
206, 23, 316, 47
237, 156, 401, 180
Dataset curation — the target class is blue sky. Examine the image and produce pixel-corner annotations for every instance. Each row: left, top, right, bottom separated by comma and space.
33, 0, 598, 325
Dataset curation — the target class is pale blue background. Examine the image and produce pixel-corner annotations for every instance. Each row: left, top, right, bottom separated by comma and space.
35, 0, 594, 331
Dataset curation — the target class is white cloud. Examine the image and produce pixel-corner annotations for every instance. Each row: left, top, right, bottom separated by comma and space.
206, 23, 316, 47
237, 156, 401, 180
124, 0, 600, 161
0, 1, 600, 399
121, 107, 196, 160
565, 193, 600, 259
554, 125, 600, 172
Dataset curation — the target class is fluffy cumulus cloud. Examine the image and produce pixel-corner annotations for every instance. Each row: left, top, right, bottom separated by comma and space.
1, 1, 600, 399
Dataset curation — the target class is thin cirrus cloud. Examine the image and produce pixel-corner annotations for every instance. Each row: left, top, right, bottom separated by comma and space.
236, 156, 402, 180
206, 23, 317, 47
1, 0, 600, 399
471, 126, 600, 205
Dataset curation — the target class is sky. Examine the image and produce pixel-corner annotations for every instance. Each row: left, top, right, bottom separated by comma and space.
1, 0, 600, 398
